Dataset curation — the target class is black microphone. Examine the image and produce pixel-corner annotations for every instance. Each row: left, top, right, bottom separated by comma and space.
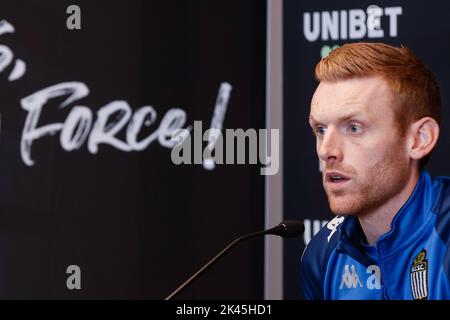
265, 220, 305, 238
165, 220, 304, 300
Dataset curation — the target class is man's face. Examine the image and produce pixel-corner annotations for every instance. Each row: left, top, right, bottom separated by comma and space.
309, 76, 411, 216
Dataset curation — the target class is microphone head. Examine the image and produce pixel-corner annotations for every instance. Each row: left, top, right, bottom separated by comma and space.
268, 220, 304, 238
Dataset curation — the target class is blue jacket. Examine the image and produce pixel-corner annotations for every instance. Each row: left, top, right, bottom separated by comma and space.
301, 171, 450, 299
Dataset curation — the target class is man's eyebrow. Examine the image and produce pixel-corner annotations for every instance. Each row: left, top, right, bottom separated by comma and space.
309, 111, 366, 125
337, 111, 366, 122
309, 115, 318, 125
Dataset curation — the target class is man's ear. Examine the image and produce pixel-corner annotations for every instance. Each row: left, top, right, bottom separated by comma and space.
408, 117, 440, 161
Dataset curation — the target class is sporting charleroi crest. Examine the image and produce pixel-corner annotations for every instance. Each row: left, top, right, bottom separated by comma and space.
410, 249, 428, 300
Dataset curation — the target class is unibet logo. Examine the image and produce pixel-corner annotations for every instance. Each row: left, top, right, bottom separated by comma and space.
303, 6, 402, 42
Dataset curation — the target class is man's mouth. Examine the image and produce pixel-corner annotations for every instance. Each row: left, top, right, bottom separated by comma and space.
324, 172, 351, 189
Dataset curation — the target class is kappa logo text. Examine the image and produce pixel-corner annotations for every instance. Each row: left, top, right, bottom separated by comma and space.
340, 264, 381, 290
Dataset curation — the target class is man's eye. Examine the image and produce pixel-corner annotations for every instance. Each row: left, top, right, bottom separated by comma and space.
348, 124, 362, 133
314, 126, 327, 136
315, 126, 326, 135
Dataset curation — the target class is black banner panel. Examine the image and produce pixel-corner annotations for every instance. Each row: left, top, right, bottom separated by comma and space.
284, 0, 450, 299
0, 0, 266, 298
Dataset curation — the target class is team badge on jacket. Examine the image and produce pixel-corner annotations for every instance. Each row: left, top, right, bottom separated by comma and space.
410, 249, 428, 300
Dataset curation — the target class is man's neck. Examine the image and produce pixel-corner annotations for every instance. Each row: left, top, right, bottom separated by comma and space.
358, 171, 420, 246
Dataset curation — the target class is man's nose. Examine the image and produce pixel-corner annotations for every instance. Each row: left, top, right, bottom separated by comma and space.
318, 128, 343, 164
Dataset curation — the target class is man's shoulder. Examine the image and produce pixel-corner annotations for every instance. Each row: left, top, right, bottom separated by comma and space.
302, 215, 344, 263
434, 175, 450, 209
432, 175, 450, 240
429, 175, 450, 283
300, 215, 345, 299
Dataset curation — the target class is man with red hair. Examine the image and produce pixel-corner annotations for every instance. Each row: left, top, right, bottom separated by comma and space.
301, 42, 450, 299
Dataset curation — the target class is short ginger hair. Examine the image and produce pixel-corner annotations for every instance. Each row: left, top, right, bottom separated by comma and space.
315, 42, 442, 169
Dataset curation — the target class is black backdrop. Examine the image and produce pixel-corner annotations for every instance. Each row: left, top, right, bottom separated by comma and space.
0, 0, 266, 298
284, 0, 450, 299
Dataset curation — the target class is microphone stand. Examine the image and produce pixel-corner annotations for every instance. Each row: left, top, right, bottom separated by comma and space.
165, 229, 267, 300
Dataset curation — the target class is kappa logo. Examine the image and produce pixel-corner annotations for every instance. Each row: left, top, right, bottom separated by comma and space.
410, 249, 428, 300
339, 264, 381, 290
326, 216, 345, 242
340, 265, 363, 289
